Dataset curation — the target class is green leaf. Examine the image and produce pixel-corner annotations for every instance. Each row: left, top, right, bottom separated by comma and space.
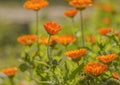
69, 63, 84, 80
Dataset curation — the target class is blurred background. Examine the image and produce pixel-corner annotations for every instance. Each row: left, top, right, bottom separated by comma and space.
0, 0, 120, 69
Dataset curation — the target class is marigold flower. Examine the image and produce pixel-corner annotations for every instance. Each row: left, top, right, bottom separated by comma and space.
44, 22, 62, 35
98, 4, 115, 13
69, 0, 92, 10
57, 35, 76, 45
64, 9, 78, 17
97, 28, 112, 35
17, 35, 37, 46
38, 36, 58, 45
1, 67, 17, 77
84, 62, 107, 76
102, 17, 111, 25
24, 0, 48, 11
65, 48, 87, 59
86, 36, 95, 44
112, 72, 119, 79
96, 54, 118, 64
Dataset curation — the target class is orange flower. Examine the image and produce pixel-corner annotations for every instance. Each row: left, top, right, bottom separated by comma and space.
24, 0, 48, 11
86, 36, 95, 44
96, 54, 118, 64
57, 35, 76, 45
65, 48, 87, 59
102, 17, 111, 25
17, 35, 37, 46
69, 0, 92, 10
38, 36, 58, 45
97, 28, 112, 35
112, 72, 119, 79
84, 62, 107, 76
1, 67, 17, 77
98, 4, 115, 13
44, 22, 62, 35
64, 9, 78, 17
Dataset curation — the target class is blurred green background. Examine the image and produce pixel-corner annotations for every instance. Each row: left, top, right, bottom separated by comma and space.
0, 0, 120, 69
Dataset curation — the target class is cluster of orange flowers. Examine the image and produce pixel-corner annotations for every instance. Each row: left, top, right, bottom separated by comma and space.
24, 0, 48, 11
1, 67, 17, 77
38, 36, 58, 45
96, 54, 118, 64
97, 28, 120, 38
58, 35, 76, 45
69, 0, 92, 10
44, 22, 62, 35
17, 35, 37, 46
64, 9, 78, 17
39, 35, 76, 45
65, 48, 87, 59
84, 62, 107, 76
86, 36, 95, 44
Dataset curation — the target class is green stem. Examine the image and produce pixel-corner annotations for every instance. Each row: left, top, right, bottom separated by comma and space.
71, 17, 75, 28
80, 10, 85, 47
36, 11, 40, 55
47, 35, 52, 65
9, 77, 14, 85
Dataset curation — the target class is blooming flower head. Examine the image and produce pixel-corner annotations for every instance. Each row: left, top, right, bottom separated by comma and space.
64, 9, 78, 17
98, 4, 115, 14
38, 36, 58, 45
84, 62, 107, 76
112, 72, 119, 79
69, 0, 92, 10
17, 35, 37, 46
57, 35, 76, 45
24, 0, 48, 11
86, 36, 95, 44
1, 67, 17, 77
65, 48, 87, 59
97, 28, 112, 35
44, 21, 62, 35
96, 54, 118, 64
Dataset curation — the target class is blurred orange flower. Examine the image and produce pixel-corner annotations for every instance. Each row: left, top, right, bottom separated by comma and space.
98, 4, 115, 13
112, 72, 119, 79
69, 0, 92, 10
44, 22, 62, 35
84, 62, 107, 76
102, 17, 111, 25
57, 35, 76, 45
86, 36, 95, 44
24, 0, 48, 11
97, 28, 112, 35
17, 35, 37, 46
38, 36, 58, 45
1, 67, 17, 77
64, 9, 78, 17
65, 48, 87, 59
96, 54, 118, 64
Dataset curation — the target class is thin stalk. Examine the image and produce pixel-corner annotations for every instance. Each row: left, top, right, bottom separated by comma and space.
80, 10, 85, 47
47, 35, 52, 65
71, 17, 75, 28
36, 11, 40, 55
9, 77, 14, 85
